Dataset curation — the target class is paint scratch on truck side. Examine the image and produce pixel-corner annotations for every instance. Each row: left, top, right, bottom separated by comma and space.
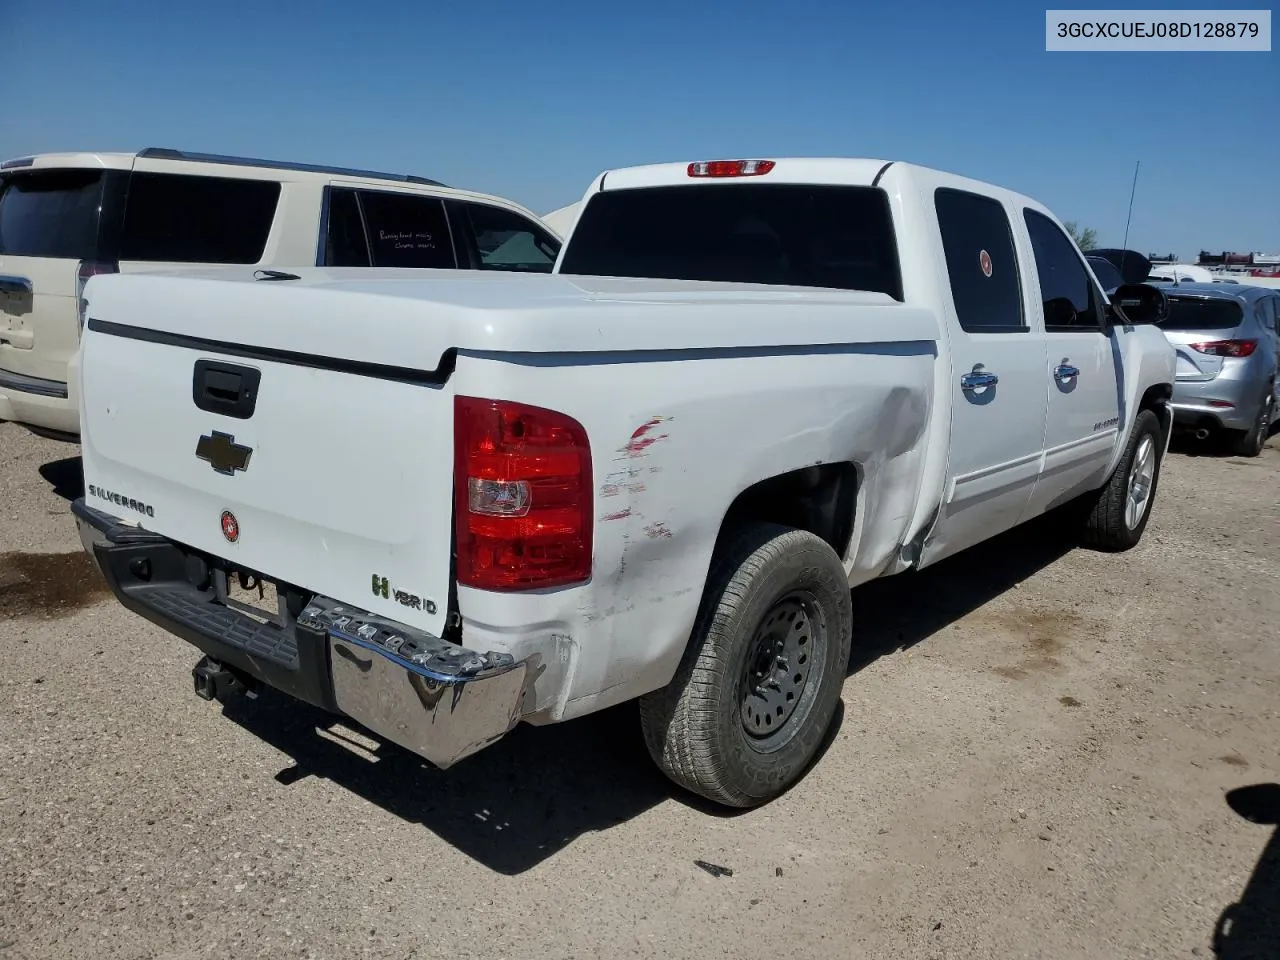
621, 417, 672, 457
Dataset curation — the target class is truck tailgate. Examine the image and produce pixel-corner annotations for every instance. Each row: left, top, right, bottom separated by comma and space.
78, 275, 455, 638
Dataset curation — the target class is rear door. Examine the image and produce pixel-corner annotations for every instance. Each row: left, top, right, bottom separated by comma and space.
0, 167, 124, 385
923, 187, 1049, 562
1022, 208, 1122, 503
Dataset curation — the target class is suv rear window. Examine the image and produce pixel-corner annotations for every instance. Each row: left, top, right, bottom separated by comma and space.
0, 170, 108, 259
1161, 297, 1244, 330
120, 173, 280, 263
558, 184, 903, 299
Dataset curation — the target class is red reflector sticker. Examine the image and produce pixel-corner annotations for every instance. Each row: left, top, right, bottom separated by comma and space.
220, 510, 240, 543
979, 249, 993, 277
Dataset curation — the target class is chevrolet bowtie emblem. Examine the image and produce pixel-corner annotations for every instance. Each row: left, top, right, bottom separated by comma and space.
196, 431, 253, 476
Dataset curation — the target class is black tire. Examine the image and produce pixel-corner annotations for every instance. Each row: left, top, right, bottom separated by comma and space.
638, 522, 852, 808
1079, 408, 1164, 552
1224, 387, 1273, 458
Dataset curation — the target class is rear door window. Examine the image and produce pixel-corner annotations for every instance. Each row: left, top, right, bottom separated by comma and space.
451, 201, 560, 273
934, 188, 1025, 332
558, 183, 904, 299
0, 169, 109, 259
357, 190, 456, 268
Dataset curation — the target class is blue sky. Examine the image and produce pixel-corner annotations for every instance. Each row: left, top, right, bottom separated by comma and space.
5, 0, 1277, 256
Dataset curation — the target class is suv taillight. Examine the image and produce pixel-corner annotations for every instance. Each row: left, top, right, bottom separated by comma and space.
454, 396, 593, 591
1189, 339, 1257, 358
76, 260, 119, 330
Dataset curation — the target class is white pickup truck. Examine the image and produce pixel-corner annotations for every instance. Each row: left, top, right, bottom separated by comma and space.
73, 158, 1176, 808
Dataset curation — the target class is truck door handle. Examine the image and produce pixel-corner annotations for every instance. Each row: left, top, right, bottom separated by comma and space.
0, 275, 34, 296
960, 368, 999, 391
1054, 363, 1081, 384
192, 359, 262, 420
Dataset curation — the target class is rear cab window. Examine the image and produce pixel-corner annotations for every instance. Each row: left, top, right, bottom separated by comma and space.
557, 183, 904, 299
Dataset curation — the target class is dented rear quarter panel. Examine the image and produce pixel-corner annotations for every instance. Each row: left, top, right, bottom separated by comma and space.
454, 326, 940, 722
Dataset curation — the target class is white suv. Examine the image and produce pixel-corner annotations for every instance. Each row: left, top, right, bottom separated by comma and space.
0, 148, 562, 439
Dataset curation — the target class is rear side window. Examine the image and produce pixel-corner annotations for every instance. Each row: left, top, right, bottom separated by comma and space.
323, 187, 371, 267
1161, 297, 1244, 331
1023, 209, 1103, 331
934, 188, 1024, 332
358, 191, 455, 268
558, 184, 903, 299
0, 170, 107, 259
120, 173, 280, 263
454, 201, 560, 273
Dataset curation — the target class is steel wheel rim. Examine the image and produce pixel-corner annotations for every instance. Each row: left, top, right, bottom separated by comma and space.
739, 591, 824, 746
1125, 435, 1156, 530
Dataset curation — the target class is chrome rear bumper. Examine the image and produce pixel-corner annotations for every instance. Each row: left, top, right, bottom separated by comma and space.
73, 497, 533, 769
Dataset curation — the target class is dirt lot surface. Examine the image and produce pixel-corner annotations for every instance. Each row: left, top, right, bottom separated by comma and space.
1, 421, 1277, 960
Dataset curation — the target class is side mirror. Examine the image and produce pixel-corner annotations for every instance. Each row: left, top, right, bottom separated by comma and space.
1109, 282, 1169, 326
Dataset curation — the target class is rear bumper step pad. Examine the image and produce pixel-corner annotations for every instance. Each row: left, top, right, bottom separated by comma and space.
72, 497, 533, 768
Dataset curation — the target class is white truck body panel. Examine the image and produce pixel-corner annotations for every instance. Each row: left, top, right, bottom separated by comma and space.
75, 156, 1176, 770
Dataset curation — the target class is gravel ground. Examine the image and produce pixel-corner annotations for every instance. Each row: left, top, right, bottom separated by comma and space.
1, 420, 1277, 960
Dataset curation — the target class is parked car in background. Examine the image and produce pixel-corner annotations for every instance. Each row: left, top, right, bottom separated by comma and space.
541, 202, 580, 237
0, 148, 561, 440
1159, 282, 1280, 456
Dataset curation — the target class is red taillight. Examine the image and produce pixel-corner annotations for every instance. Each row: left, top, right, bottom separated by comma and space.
1189, 339, 1257, 357
76, 260, 118, 330
454, 396, 592, 591
687, 159, 776, 178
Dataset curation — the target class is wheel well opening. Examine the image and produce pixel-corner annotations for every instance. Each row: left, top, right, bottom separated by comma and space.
1140, 383, 1173, 440
718, 463, 858, 560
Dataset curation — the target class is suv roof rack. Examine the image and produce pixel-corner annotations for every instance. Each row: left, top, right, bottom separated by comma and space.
135, 147, 448, 187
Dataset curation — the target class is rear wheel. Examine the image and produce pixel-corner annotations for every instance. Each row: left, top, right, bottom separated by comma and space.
639, 522, 852, 808
1079, 408, 1164, 552
1224, 387, 1273, 458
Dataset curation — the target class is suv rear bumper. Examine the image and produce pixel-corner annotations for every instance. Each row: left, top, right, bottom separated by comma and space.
0, 360, 79, 437
72, 498, 534, 769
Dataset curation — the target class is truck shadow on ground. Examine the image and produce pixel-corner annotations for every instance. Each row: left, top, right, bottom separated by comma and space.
221, 686, 844, 875
222, 692, 686, 874
221, 512, 1071, 874
847, 510, 1077, 675
38, 455, 84, 502
1213, 783, 1280, 959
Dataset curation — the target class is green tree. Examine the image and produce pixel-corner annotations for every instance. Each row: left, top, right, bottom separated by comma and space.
1064, 221, 1099, 251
